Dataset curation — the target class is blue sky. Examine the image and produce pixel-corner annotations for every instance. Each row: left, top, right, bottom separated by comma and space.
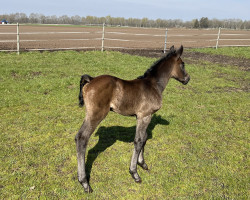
2, 0, 250, 21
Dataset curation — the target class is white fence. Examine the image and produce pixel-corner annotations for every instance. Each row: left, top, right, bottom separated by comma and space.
0, 24, 250, 54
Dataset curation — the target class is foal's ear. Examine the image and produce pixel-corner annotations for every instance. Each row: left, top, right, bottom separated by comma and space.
170, 45, 175, 52
176, 45, 183, 57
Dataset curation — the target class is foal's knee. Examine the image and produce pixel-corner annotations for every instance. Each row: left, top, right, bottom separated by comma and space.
134, 138, 143, 152
134, 133, 147, 145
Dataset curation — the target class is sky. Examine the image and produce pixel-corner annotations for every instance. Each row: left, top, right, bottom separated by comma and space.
1, 0, 250, 21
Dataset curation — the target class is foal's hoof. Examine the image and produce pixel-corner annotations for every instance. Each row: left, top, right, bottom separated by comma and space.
129, 169, 142, 183
84, 185, 93, 193
138, 162, 149, 170
81, 182, 93, 193
135, 177, 142, 183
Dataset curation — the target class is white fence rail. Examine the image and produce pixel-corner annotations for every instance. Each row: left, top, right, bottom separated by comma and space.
0, 24, 250, 54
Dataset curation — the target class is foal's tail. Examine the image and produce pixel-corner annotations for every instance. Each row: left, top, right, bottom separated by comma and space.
79, 74, 93, 107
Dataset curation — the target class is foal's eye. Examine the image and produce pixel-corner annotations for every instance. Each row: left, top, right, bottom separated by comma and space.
180, 62, 185, 70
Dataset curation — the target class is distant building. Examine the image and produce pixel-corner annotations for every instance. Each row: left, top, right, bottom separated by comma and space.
1, 19, 8, 24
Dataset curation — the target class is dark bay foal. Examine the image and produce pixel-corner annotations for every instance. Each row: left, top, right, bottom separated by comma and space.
75, 45, 190, 193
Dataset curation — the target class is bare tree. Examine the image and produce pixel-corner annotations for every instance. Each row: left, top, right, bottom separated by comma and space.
1, 13, 249, 29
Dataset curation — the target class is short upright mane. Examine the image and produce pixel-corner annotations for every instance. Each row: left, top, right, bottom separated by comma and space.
137, 50, 176, 79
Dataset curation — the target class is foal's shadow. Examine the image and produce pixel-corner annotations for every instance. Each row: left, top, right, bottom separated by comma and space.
85, 114, 169, 181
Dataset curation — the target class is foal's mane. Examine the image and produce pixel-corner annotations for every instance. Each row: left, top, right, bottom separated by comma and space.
137, 49, 176, 79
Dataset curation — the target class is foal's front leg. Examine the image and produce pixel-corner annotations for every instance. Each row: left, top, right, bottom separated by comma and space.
138, 146, 149, 170
129, 115, 151, 183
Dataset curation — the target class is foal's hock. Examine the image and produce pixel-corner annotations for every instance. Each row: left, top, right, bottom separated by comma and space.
75, 45, 190, 193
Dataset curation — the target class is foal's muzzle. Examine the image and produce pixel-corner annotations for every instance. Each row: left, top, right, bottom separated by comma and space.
182, 75, 190, 85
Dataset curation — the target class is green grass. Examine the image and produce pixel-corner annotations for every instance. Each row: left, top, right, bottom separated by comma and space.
189, 46, 250, 59
0, 49, 249, 199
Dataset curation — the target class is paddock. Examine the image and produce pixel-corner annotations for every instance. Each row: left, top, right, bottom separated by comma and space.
0, 25, 250, 53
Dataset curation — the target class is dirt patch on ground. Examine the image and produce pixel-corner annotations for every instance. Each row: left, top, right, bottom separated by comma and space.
183, 51, 250, 71
114, 48, 250, 71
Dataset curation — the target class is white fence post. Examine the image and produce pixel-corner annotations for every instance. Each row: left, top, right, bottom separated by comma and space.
216, 27, 221, 49
17, 23, 20, 55
101, 23, 105, 52
164, 28, 168, 53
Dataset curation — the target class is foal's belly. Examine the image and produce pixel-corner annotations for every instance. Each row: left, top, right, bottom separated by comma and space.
110, 99, 137, 117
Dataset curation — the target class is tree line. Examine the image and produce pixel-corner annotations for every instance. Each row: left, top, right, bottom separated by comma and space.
1, 13, 250, 29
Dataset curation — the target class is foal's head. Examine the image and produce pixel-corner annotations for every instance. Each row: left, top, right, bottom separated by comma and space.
170, 45, 190, 85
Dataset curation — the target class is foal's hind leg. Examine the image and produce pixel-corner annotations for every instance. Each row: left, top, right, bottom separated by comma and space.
75, 110, 108, 193
75, 118, 97, 193
129, 115, 151, 182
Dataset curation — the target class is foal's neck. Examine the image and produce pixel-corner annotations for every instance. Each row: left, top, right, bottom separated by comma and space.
152, 59, 174, 94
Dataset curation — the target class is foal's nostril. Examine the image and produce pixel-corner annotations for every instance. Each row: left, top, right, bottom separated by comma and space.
183, 75, 190, 85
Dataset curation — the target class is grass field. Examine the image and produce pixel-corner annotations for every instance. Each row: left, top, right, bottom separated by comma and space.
189, 46, 250, 59
0, 48, 249, 199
